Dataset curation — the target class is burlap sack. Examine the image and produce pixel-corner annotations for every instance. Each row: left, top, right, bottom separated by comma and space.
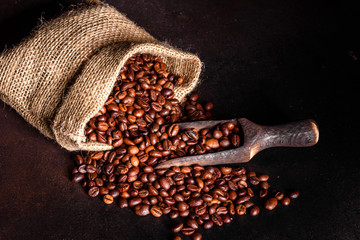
0, 3, 202, 151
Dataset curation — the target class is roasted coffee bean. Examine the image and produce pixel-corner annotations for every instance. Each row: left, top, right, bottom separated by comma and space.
192, 232, 202, 240
259, 188, 268, 198
72, 173, 84, 183
129, 197, 142, 207
249, 176, 260, 185
177, 202, 189, 212
205, 138, 219, 149
150, 205, 163, 217
211, 213, 223, 226
86, 165, 97, 174
88, 186, 100, 197
181, 227, 195, 236
258, 174, 269, 181
159, 177, 171, 190
289, 190, 300, 199
274, 191, 284, 200
168, 124, 179, 137
222, 214, 231, 224
236, 204, 246, 215
186, 218, 198, 229
203, 220, 213, 229
135, 204, 150, 216
103, 194, 114, 204
188, 198, 203, 207
265, 198, 278, 210
260, 181, 269, 189
230, 134, 241, 147
172, 223, 184, 233
118, 198, 128, 208
281, 197, 291, 206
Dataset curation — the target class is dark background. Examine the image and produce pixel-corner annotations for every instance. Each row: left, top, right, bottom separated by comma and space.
0, 0, 359, 239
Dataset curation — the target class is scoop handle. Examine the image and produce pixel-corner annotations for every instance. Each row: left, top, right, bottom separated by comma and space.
242, 119, 319, 155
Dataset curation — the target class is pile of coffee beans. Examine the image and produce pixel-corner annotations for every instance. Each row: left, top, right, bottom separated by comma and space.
71, 54, 299, 240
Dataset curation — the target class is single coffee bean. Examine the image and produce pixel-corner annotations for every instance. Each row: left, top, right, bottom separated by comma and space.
258, 174, 269, 181
186, 218, 198, 229
259, 181, 269, 189
211, 213, 223, 226
275, 192, 284, 200
118, 198, 128, 208
203, 220, 213, 229
103, 194, 114, 204
88, 186, 100, 197
181, 227, 195, 236
236, 204, 246, 215
265, 198, 278, 210
129, 197, 142, 207
134, 204, 150, 216
222, 214, 231, 224
159, 177, 171, 190
205, 138, 220, 149
192, 232, 202, 240
168, 124, 180, 137
281, 197, 291, 206
72, 173, 84, 183
172, 223, 184, 233
249, 206, 260, 216
289, 190, 300, 199
259, 188, 268, 198
150, 205, 163, 217
178, 202, 189, 212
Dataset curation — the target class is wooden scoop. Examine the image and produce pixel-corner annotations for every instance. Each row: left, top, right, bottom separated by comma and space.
155, 118, 319, 169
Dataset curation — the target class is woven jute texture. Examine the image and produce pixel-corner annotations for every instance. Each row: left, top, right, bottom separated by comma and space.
0, 3, 202, 151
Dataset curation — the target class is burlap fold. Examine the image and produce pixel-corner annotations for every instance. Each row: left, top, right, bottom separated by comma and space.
0, 3, 202, 151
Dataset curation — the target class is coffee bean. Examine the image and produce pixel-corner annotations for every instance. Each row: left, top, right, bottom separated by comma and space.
211, 213, 223, 226
265, 198, 278, 210
150, 205, 162, 217
260, 181, 269, 189
236, 204, 246, 215
88, 186, 100, 197
186, 218, 198, 229
275, 192, 284, 200
249, 206, 260, 216
192, 232, 202, 240
258, 174, 269, 181
230, 134, 241, 147
86, 165, 97, 174
103, 194, 114, 204
172, 223, 183, 233
72, 173, 84, 183
118, 198, 128, 208
168, 124, 179, 137
178, 202, 189, 212
205, 138, 220, 149
134, 204, 150, 216
129, 197, 142, 207
203, 220, 213, 229
159, 177, 171, 190
289, 190, 300, 199
281, 197, 291, 206
181, 227, 195, 236
259, 188, 268, 198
